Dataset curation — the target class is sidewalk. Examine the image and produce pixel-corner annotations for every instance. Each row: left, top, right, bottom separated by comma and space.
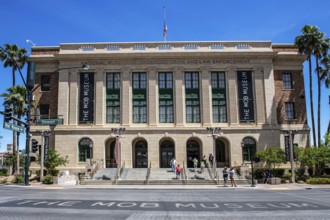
20, 182, 330, 190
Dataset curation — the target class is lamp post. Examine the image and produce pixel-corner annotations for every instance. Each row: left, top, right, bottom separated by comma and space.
206, 127, 221, 172
111, 128, 126, 168
241, 142, 256, 187
281, 129, 297, 183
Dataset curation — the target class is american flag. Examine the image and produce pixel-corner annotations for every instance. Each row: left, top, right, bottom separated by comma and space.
163, 21, 168, 38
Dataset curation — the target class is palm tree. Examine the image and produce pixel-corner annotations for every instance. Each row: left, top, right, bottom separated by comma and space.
314, 38, 330, 146
1, 86, 28, 174
319, 54, 330, 89
0, 44, 27, 87
295, 25, 321, 146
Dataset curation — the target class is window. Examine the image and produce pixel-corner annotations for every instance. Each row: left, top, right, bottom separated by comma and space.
41, 75, 50, 91
285, 102, 295, 120
211, 72, 227, 123
133, 73, 147, 123
78, 138, 93, 162
283, 73, 293, 89
159, 72, 173, 123
106, 73, 121, 123
39, 104, 49, 119
242, 138, 256, 162
185, 72, 200, 123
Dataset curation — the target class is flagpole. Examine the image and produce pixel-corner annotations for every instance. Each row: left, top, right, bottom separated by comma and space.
163, 6, 167, 42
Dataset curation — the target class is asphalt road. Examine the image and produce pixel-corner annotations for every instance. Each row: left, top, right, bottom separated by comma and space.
1, 185, 330, 219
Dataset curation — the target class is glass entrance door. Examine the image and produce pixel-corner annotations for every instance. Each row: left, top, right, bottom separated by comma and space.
135, 140, 148, 168
186, 140, 200, 168
160, 140, 174, 168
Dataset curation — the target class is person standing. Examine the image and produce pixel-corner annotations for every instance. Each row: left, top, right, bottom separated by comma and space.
192, 157, 198, 173
223, 167, 228, 187
209, 154, 214, 168
176, 164, 182, 179
170, 158, 176, 173
229, 167, 237, 187
200, 160, 205, 173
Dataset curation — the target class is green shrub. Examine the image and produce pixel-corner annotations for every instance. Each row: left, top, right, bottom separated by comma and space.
36, 169, 48, 177
0, 169, 8, 176
42, 175, 54, 184
13, 175, 24, 183
306, 178, 330, 184
49, 169, 60, 177
283, 173, 291, 180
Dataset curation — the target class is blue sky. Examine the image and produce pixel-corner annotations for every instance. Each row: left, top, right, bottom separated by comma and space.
1, 0, 330, 151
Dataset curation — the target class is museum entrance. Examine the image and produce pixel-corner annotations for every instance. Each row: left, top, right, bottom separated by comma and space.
215, 139, 228, 167
160, 140, 175, 168
105, 139, 116, 168
135, 140, 148, 168
186, 140, 200, 168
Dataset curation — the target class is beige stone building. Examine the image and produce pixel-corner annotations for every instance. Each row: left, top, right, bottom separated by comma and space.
29, 41, 309, 174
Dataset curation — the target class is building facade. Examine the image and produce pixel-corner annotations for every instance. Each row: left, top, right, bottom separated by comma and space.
29, 41, 309, 174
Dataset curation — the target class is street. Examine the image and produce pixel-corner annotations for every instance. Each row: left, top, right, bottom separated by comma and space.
0, 185, 330, 219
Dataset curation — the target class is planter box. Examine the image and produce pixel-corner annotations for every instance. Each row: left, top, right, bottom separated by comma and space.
269, 177, 281, 185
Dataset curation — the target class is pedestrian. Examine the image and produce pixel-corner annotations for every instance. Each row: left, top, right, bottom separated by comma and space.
202, 155, 207, 166
261, 171, 266, 184
170, 157, 176, 173
264, 170, 272, 184
229, 167, 237, 187
200, 161, 205, 173
192, 157, 198, 172
176, 164, 182, 179
223, 166, 228, 187
209, 154, 214, 168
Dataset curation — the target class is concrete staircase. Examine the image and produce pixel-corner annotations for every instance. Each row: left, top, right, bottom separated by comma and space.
117, 168, 148, 185
80, 168, 117, 185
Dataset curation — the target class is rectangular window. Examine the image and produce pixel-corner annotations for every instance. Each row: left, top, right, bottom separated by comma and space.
285, 102, 295, 120
283, 73, 293, 89
39, 104, 49, 119
185, 72, 199, 88
41, 75, 50, 91
186, 100, 200, 123
133, 72, 147, 123
106, 73, 121, 123
185, 72, 200, 123
211, 72, 227, 123
159, 72, 174, 123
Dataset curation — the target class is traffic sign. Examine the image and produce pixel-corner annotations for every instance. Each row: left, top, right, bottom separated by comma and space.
36, 119, 63, 125
3, 122, 25, 133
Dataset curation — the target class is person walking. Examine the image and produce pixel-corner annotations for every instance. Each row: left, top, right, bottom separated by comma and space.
223, 167, 228, 187
192, 157, 198, 173
229, 167, 237, 187
176, 164, 182, 179
209, 154, 214, 168
200, 160, 205, 173
170, 158, 176, 173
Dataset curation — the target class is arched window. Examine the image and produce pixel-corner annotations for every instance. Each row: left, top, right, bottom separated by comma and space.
79, 138, 93, 162
242, 137, 256, 162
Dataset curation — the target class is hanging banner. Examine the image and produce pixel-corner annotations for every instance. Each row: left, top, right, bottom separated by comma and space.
237, 71, 255, 123
79, 73, 94, 123
44, 135, 49, 162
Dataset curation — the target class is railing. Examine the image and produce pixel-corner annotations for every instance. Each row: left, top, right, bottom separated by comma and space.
145, 161, 152, 184
182, 161, 187, 185
119, 161, 125, 178
85, 159, 100, 179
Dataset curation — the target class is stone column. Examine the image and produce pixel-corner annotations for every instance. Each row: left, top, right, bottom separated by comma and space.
95, 68, 105, 126
58, 69, 69, 125
263, 64, 277, 125
254, 66, 266, 124
121, 68, 131, 126
69, 70, 78, 125
174, 67, 184, 127
227, 67, 238, 125
148, 68, 157, 126
200, 67, 212, 126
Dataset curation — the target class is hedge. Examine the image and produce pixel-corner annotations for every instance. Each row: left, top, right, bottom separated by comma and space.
253, 168, 285, 179
306, 178, 330, 184
0, 169, 8, 176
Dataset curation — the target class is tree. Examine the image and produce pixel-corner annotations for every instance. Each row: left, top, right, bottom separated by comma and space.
0, 44, 27, 87
38, 148, 69, 175
1, 86, 28, 174
256, 147, 287, 171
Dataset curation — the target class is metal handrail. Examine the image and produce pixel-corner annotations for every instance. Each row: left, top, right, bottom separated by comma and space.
114, 162, 121, 183
145, 161, 151, 184
119, 161, 125, 178
182, 161, 187, 184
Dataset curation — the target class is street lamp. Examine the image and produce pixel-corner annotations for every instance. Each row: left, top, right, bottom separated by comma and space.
241, 142, 256, 187
206, 127, 221, 174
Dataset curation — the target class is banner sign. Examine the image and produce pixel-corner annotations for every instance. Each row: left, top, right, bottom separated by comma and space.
79, 73, 94, 123
44, 135, 49, 162
284, 135, 290, 161
237, 71, 255, 123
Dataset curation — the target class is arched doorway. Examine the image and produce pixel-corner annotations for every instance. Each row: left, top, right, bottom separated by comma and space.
186, 140, 200, 168
105, 139, 116, 168
160, 140, 175, 168
215, 139, 227, 167
135, 140, 148, 168
242, 137, 256, 162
